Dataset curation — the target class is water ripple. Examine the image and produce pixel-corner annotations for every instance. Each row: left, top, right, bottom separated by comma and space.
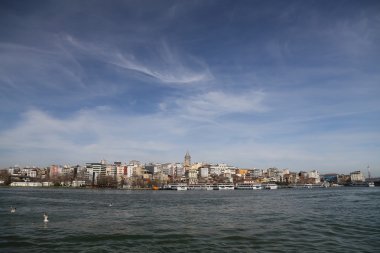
1, 187, 380, 252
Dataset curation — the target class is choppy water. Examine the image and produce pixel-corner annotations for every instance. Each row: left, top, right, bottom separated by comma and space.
1, 187, 379, 252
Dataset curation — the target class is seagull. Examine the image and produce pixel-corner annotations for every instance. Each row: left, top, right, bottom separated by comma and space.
43, 213, 49, 223
109, 203, 113, 207
10, 206, 16, 213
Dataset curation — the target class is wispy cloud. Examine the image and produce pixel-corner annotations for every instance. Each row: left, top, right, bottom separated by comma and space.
64, 35, 213, 85
1, 1, 379, 174
0, 105, 379, 174
0, 107, 182, 165
0, 42, 85, 92
160, 90, 267, 120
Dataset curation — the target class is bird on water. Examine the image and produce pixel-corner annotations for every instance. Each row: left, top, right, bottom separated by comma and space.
43, 213, 49, 223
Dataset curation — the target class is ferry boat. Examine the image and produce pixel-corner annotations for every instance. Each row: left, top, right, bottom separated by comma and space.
216, 184, 235, 190
205, 184, 214, 190
348, 182, 375, 187
169, 184, 188, 191
235, 183, 262, 190
263, 183, 278, 190
188, 184, 214, 190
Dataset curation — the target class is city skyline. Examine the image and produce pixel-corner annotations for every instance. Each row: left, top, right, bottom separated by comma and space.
0, 0, 379, 175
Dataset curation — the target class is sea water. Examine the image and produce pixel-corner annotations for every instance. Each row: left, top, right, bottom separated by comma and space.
1, 187, 379, 252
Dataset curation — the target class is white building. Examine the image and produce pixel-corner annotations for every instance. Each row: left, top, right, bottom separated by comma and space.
86, 163, 106, 183
105, 164, 117, 177
200, 167, 209, 178
8, 166, 20, 175
128, 163, 141, 177
176, 163, 185, 177
188, 168, 198, 184
116, 164, 128, 182
251, 169, 263, 177
307, 170, 320, 183
209, 164, 236, 176
350, 171, 365, 182
27, 169, 37, 178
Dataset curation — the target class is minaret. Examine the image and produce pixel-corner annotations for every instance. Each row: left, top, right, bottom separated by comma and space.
184, 151, 191, 168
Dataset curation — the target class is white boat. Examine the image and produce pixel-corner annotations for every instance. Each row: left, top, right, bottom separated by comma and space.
263, 183, 278, 190
188, 184, 214, 190
368, 182, 375, 187
303, 184, 313, 189
176, 185, 187, 191
170, 184, 188, 191
236, 183, 262, 190
187, 184, 201, 190
216, 184, 235, 190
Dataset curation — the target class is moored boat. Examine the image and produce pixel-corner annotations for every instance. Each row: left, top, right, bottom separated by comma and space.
216, 184, 235, 190
235, 183, 262, 190
263, 183, 278, 190
188, 184, 214, 190
169, 184, 188, 191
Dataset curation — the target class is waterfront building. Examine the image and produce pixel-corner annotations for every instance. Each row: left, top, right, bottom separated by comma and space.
350, 171, 365, 182
266, 168, 284, 182
126, 160, 142, 177
176, 163, 185, 177
307, 170, 320, 184
283, 172, 299, 184
153, 172, 168, 185
209, 163, 236, 176
338, 174, 351, 185
267, 168, 279, 177
8, 165, 20, 175
62, 166, 73, 176
116, 164, 128, 183
298, 171, 308, 183
200, 167, 209, 178
210, 164, 222, 175
86, 162, 106, 184
250, 168, 263, 178
130, 164, 144, 176
187, 167, 198, 184
161, 163, 172, 175
86, 163, 106, 176
142, 169, 152, 180
28, 170, 37, 178
236, 169, 249, 176
19, 168, 28, 177
105, 164, 117, 177
49, 165, 63, 178
145, 163, 162, 174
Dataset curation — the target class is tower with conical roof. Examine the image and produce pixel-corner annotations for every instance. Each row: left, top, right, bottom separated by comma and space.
184, 151, 191, 168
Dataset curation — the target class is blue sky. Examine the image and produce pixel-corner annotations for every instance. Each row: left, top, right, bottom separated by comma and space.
0, 0, 379, 175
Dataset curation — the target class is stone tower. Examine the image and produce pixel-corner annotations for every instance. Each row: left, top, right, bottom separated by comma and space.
184, 151, 191, 168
